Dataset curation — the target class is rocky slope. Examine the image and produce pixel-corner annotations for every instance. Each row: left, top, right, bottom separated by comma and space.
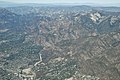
0, 6, 120, 80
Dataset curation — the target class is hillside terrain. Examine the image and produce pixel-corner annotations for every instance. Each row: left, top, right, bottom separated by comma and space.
0, 6, 120, 80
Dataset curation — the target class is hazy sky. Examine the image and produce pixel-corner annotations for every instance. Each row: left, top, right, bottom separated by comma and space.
1, 0, 120, 4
